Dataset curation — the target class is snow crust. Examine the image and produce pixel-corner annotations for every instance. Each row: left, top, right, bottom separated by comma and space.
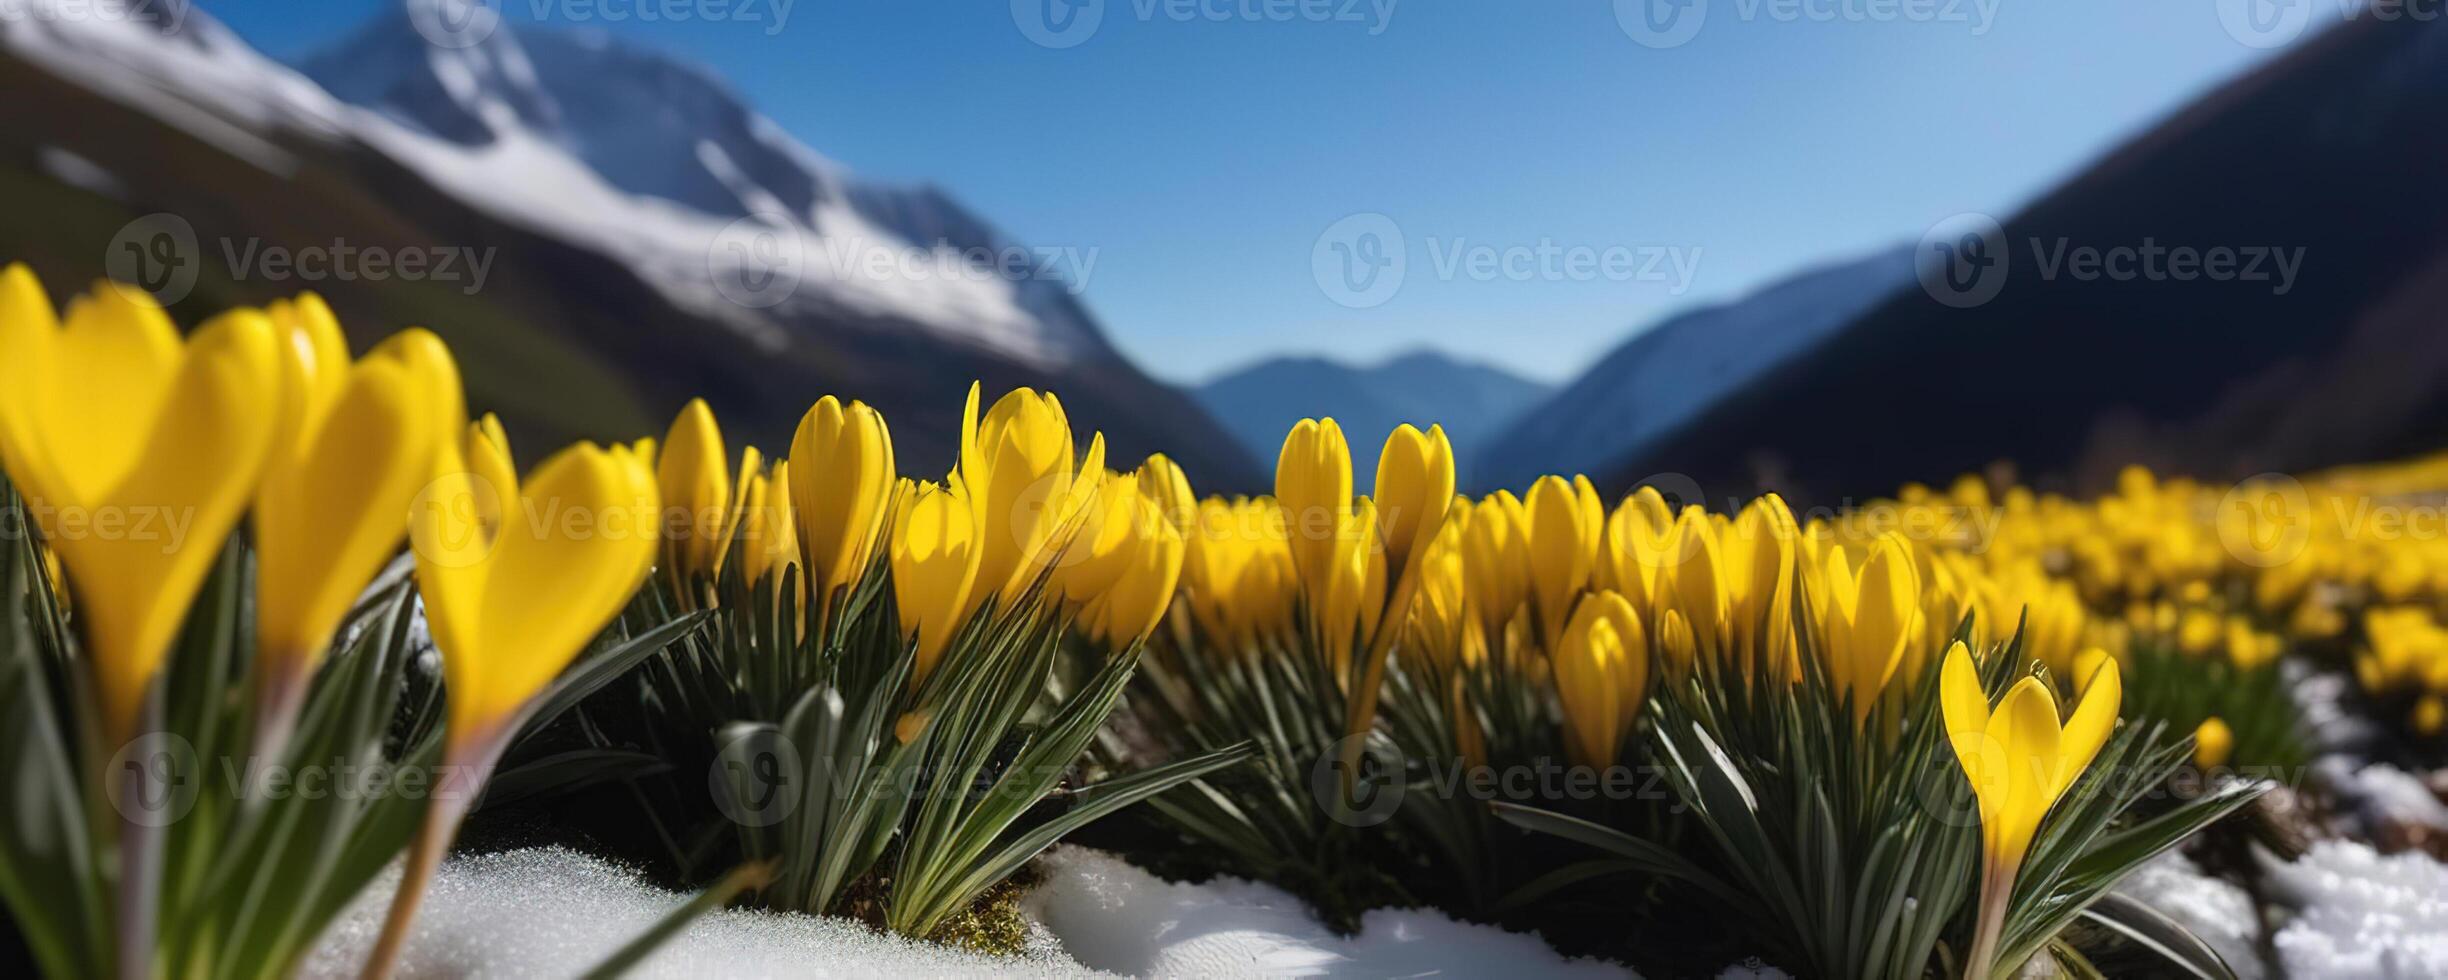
2264, 840, 2448, 979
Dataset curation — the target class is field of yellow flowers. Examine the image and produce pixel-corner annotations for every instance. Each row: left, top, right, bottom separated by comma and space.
3, 270, 2444, 978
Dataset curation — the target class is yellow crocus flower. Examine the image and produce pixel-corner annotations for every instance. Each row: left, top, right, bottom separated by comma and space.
892, 477, 983, 684
738, 460, 799, 590
1137, 452, 1196, 539
375, 440, 659, 979
1597, 486, 1677, 617
1329, 426, 1460, 794
0, 271, 285, 739
790, 395, 895, 623
1060, 469, 1144, 603
1079, 484, 1186, 648
1275, 416, 1353, 615
1941, 640, 2120, 980
466, 413, 518, 538
255, 300, 463, 744
1374, 424, 1455, 584
1552, 590, 1647, 768
1462, 490, 1531, 645
1820, 532, 1919, 723
958, 383, 1102, 601
657, 398, 745, 586
1317, 499, 1384, 679
413, 441, 660, 745
1656, 607, 1697, 682
1181, 497, 1254, 643
1231, 514, 1299, 648
1723, 495, 1800, 681
2192, 717, 2233, 769
1524, 475, 1595, 650
1663, 507, 1730, 658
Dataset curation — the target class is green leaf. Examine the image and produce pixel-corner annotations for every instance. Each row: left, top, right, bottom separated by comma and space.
2079, 893, 2238, 980
939, 740, 1259, 919
517, 612, 712, 743
0, 609, 107, 978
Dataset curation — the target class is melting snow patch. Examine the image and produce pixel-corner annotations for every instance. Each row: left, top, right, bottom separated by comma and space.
2264, 840, 2448, 979
2349, 764, 2448, 832
35, 146, 124, 198
304, 846, 1100, 979
2111, 851, 2264, 980
304, 844, 1644, 978
1025, 846, 1636, 978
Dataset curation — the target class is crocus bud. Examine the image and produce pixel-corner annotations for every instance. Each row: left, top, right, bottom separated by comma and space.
790, 395, 895, 616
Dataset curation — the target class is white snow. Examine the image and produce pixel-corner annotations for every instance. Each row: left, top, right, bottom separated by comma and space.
2111, 852, 2265, 980
0, 0, 348, 172
304, 846, 1101, 979
2347, 764, 2448, 832
2264, 841, 2448, 980
2315, 758, 2448, 838
1026, 847, 1636, 978
306, 844, 1648, 979
35, 145, 123, 198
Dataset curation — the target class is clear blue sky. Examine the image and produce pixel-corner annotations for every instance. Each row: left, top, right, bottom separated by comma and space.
217, 0, 2292, 385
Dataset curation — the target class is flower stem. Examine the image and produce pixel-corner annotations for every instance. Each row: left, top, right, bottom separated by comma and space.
1965, 851, 2014, 980
359, 734, 502, 980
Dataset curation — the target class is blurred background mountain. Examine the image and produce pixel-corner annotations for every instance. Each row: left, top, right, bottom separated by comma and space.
3, 2, 2444, 504
0, 0, 1258, 487
1195, 350, 1549, 490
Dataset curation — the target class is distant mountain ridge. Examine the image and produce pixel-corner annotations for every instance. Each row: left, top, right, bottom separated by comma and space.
1600, 14, 2448, 508
1196, 350, 1552, 487
1475, 247, 1913, 493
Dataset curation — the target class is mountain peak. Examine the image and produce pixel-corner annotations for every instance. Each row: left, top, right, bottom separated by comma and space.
285, 1, 1116, 367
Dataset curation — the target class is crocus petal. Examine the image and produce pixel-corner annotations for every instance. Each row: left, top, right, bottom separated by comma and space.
256, 357, 436, 665
2052, 656, 2121, 799
74, 309, 283, 737
1989, 676, 2063, 865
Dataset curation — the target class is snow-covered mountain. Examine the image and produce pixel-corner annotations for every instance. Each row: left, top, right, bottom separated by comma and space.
294, 0, 1105, 366
0, 0, 1258, 487
1475, 247, 1913, 492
